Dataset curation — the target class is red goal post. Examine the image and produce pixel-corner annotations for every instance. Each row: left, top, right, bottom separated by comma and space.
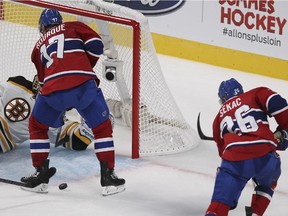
1, 0, 200, 158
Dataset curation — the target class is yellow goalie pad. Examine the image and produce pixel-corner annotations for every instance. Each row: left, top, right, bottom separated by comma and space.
57, 121, 94, 150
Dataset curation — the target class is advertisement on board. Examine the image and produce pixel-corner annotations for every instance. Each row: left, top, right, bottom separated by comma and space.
114, 0, 288, 60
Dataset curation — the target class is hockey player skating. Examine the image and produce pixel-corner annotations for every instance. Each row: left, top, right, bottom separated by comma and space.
0, 75, 102, 153
205, 78, 288, 216
21, 8, 125, 195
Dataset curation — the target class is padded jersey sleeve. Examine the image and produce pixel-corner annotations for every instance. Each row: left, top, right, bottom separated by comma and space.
74, 22, 104, 68
255, 87, 288, 129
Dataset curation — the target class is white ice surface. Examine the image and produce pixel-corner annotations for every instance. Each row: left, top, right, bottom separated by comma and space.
1, 55, 288, 216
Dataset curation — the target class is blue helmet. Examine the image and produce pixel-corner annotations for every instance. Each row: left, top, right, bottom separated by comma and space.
39, 8, 62, 33
218, 78, 243, 104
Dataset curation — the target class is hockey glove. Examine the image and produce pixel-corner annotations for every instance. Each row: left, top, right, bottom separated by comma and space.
274, 129, 288, 151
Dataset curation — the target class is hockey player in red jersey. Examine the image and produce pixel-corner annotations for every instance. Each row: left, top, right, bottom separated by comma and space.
205, 78, 288, 216
21, 8, 125, 195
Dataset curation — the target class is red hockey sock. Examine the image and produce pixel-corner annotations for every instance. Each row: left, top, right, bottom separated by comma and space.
251, 194, 270, 216
92, 119, 115, 169
205, 201, 230, 216
29, 115, 50, 167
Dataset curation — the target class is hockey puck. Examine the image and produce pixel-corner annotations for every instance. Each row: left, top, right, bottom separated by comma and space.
58, 183, 68, 190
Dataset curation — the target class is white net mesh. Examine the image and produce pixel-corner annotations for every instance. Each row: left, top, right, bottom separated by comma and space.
0, 0, 200, 157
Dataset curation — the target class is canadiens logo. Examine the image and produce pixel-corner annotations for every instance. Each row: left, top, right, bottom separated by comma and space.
4, 98, 31, 122
114, 0, 185, 15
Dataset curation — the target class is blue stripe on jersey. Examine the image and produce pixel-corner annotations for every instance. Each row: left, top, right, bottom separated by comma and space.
94, 140, 114, 150
64, 39, 84, 51
45, 38, 103, 58
30, 141, 50, 150
47, 42, 57, 56
47, 39, 84, 57
41, 53, 48, 66
246, 109, 268, 125
84, 38, 103, 57
267, 94, 288, 115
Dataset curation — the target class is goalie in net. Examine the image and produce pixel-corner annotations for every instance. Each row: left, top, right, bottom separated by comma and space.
0, 75, 115, 153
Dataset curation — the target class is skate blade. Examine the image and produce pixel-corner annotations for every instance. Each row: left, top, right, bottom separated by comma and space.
21, 183, 48, 193
102, 185, 125, 196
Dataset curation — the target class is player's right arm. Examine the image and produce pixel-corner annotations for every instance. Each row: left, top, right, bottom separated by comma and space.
255, 87, 288, 129
254, 87, 288, 151
74, 21, 104, 68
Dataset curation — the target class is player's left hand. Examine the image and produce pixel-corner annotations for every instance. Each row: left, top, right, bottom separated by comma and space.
274, 129, 288, 151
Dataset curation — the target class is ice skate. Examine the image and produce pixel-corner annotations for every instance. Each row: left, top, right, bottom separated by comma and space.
245, 206, 252, 216
100, 162, 125, 196
20, 159, 56, 193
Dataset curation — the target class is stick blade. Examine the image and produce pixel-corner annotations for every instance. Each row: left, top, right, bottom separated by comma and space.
197, 112, 214, 141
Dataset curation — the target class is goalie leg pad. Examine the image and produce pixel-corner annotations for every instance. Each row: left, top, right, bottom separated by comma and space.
71, 123, 94, 150
56, 121, 95, 150
55, 121, 76, 149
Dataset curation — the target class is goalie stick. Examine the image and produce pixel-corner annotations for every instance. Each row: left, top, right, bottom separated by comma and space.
197, 112, 214, 141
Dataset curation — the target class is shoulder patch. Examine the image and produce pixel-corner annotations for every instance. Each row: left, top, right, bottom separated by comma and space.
4, 98, 31, 122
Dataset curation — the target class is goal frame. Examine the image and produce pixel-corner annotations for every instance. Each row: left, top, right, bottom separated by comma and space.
8, 0, 141, 158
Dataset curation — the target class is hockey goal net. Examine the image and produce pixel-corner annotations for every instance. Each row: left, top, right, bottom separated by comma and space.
0, 0, 200, 158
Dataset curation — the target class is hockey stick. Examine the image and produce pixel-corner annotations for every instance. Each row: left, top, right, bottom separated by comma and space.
0, 177, 29, 187
0, 161, 56, 188
197, 112, 214, 141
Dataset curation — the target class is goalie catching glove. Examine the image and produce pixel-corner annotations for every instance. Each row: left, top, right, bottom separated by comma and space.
274, 128, 288, 151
